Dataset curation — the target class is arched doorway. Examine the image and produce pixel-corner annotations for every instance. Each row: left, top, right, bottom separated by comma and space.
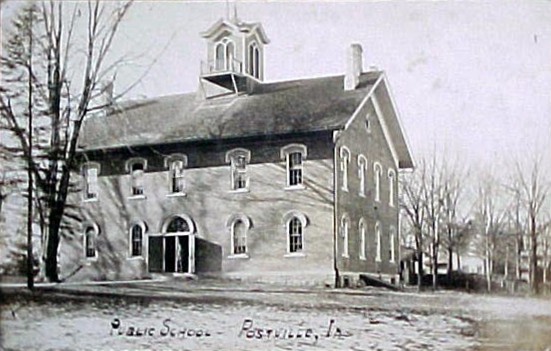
148, 215, 195, 274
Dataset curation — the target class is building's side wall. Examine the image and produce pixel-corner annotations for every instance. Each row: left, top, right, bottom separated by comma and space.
61, 133, 335, 285
334, 93, 399, 285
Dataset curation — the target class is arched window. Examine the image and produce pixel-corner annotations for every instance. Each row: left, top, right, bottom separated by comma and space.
226, 41, 235, 70
166, 217, 190, 233
359, 218, 366, 260
288, 217, 303, 253
215, 42, 224, 70
357, 155, 368, 197
248, 44, 255, 75
388, 169, 396, 207
232, 220, 247, 254
389, 226, 396, 262
376, 222, 382, 262
130, 223, 145, 257
341, 215, 349, 257
340, 146, 351, 192
283, 211, 308, 254
84, 225, 98, 259
374, 162, 382, 202
254, 46, 260, 79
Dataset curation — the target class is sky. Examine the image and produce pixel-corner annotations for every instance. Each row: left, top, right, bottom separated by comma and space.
2, 0, 551, 171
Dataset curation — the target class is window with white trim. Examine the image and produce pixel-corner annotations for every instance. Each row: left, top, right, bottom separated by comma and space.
388, 169, 396, 207
164, 155, 187, 194
248, 42, 260, 79
226, 149, 251, 191
340, 146, 350, 192
84, 225, 98, 259
126, 158, 147, 197
232, 219, 248, 255
281, 144, 307, 188
374, 162, 382, 202
215, 38, 235, 71
359, 218, 366, 260
341, 215, 349, 258
170, 160, 185, 194
83, 163, 99, 200
376, 222, 382, 262
389, 227, 396, 262
288, 217, 303, 253
357, 154, 368, 197
130, 223, 144, 257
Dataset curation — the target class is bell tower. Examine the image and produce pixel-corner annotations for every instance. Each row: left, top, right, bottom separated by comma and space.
199, 12, 269, 98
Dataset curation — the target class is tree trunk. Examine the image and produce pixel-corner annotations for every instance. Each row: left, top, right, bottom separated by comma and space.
45, 204, 63, 282
456, 253, 461, 272
531, 227, 539, 294
516, 235, 522, 280
447, 246, 453, 283
432, 246, 438, 290
417, 251, 423, 291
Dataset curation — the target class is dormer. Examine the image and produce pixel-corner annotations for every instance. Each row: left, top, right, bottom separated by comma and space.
199, 17, 269, 98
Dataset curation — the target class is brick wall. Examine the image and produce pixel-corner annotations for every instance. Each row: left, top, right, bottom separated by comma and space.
61, 133, 336, 285
334, 94, 399, 282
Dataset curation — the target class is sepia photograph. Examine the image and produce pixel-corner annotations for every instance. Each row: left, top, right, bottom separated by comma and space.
1, 0, 550, 350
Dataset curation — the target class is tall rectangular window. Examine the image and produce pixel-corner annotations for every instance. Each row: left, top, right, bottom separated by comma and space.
84, 166, 98, 200
281, 144, 307, 189
170, 160, 185, 193
226, 149, 250, 191
233, 155, 248, 190
288, 152, 303, 186
131, 162, 144, 196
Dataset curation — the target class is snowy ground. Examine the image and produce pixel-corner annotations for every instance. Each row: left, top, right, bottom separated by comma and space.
1, 281, 550, 350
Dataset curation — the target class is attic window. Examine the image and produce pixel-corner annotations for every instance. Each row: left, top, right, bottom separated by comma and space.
365, 113, 372, 133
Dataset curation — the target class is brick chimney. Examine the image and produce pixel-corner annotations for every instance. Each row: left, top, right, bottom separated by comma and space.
344, 44, 363, 91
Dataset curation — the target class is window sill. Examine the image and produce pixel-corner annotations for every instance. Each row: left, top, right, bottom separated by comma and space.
82, 197, 98, 203
359, 256, 367, 261
166, 192, 187, 198
83, 257, 98, 264
127, 256, 144, 261
284, 252, 306, 258
227, 254, 249, 259
128, 195, 146, 200
342, 254, 349, 258
375, 258, 382, 263
284, 185, 306, 191
358, 193, 366, 198
228, 188, 250, 194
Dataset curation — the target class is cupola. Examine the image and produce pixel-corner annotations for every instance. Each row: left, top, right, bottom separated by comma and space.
199, 12, 269, 98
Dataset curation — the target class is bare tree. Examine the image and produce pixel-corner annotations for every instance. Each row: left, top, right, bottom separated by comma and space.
475, 171, 507, 292
400, 162, 427, 291
1, 1, 134, 282
512, 158, 549, 294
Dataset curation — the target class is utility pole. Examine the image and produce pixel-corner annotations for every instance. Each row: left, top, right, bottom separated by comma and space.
26, 7, 34, 291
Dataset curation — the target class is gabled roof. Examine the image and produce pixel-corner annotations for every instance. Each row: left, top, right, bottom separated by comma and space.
79, 72, 413, 169
201, 18, 270, 44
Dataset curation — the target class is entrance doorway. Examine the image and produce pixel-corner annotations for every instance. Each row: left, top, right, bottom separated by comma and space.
148, 216, 195, 274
